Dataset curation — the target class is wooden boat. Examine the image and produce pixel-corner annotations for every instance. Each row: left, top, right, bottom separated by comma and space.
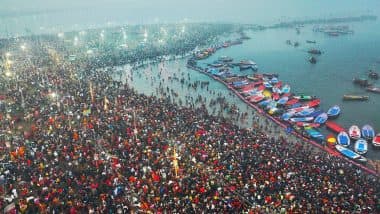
352, 78, 370, 87
295, 122, 320, 128
314, 113, 328, 124
337, 131, 350, 147
252, 81, 264, 86
308, 110, 323, 118
240, 64, 258, 71
263, 82, 273, 88
289, 117, 314, 122
286, 98, 299, 106
224, 76, 242, 83
277, 96, 289, 105
325, 121, 345, 133
258, 99, 271, 107
240, 60, 256, 65
327, 105, 341, 118
342, 95, 369, 101
373, 134, 380, 147
366, 86, 380, 94
255, 85, 266, 92
265, 101, 277, 110
368, 70, 379, 79
349, 125, 361, 140
281, 84, 291, 94
232, 80, 249, 88
281, 111, 295, 121
309, 56, 317, 64
361, 125, 375, 140
295, 108, 315, 117
287, 106, 310, 113
249, 95, 265, 103
240, 83, 257, 91
247, 76, 261, 81
274, 81, 283, 88
293, 95, 315, 101
208, 62, 224, 67
304, 127, 324, 141
262, 73, 279, 78
307, 99, 321, 108
272, 93, 280, 101
289, 103, 302, 109
272, 86, 282, 94
243, 89, 259, 96
270, 77, 279, 84
306, 40, 316, 44
335, 145, 367, 162
218, 56, 233, 62
307, 49, 322, 55
328, 32, 340, 37
354, 139, 368, 155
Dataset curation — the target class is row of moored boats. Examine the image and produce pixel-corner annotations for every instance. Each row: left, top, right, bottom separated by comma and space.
189, 48, 379, 164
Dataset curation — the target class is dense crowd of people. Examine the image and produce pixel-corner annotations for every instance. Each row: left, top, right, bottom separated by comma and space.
0, 24, 379, 213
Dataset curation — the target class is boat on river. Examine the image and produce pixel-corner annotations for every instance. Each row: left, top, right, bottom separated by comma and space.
326, 121, 345, 133
349, 125, 361, 140
361, 125, 375, 140
277, 96, 289, 105
309, 56, 317, 64
337, 131, 350, 147
218, 56, 233, 62
353, 78, 371, 87
343, 95, 369, 101
290, 117, 314, 122
295, 108, 315, 117
263, 82, 273, 88
366, 86, 380, 94
308, 110, 323, 118
239, 60, 258, 71
304, 127, 324, 141
354, 139, 368, 155
281, 111, 295, 121
335, 145, 367, 162
314, 113, 328, 124
281, 84, 291, 94
373, 134, 380, 147
293, 95, 315, 101
307, 99, 321, 108
327, 105, 341, 118
286, 98, 299, 106
295, 122, 320, 128
249, 95, 265, 103
308, 49, 322, 55
368, 70, 379, 80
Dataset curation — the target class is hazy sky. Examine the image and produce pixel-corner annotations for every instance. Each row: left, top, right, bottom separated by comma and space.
2, 0, 379, 23
1, 0, 379, 36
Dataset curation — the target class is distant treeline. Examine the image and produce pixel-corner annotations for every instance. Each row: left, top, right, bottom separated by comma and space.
246, 15, 377, 30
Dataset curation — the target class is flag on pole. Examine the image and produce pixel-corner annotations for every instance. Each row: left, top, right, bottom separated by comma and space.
104, 96, 110, 111
173, 148, 179, 178
89, 82, 94, 103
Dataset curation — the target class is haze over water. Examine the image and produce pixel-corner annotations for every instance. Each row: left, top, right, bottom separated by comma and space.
1, 0, 379, 37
